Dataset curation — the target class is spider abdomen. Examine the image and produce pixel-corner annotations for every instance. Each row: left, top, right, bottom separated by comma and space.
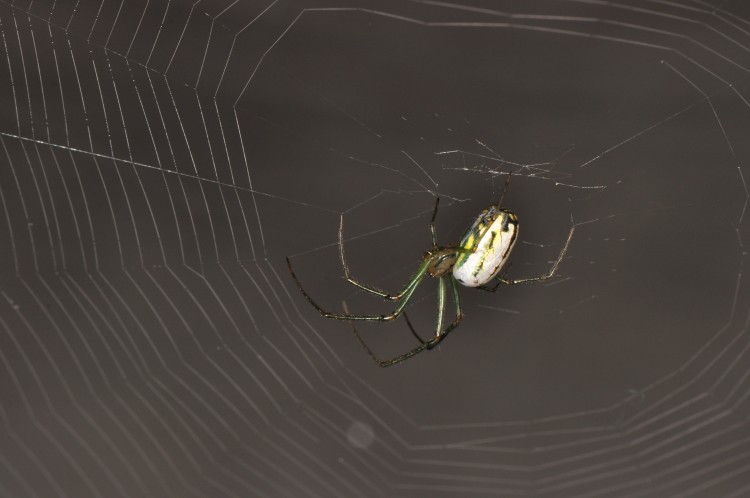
453, 208, 519, 287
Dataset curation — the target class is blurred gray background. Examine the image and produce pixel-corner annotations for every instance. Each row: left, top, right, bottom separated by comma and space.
1, 0, 749, 496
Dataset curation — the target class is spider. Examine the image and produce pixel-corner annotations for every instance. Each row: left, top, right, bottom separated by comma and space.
286, 173, 575, 367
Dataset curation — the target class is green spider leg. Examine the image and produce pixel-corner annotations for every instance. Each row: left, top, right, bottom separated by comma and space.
346, 275, 464, 367
287, 245, 469, 323
339, 198, 442, 301
286, 254, 433, 322
478, 223, 576, 291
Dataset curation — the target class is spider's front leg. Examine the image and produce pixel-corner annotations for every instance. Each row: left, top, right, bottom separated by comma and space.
286, 250, 438, 322
339, 197, 443, 301
337, 214, 404, 300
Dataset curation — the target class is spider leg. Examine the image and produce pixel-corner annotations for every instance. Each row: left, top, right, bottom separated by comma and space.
351, 275, 465, 367
287, 254, 432, 322
338, 214, 415, 301
496, 171, 513, 208
479, 223, 575, 292
403, 312, 427, 344
344, 303, 427, 364
435, 275, 447, 334
447, 274, 463, 334
431, 275, 463, 342
429, 197, 440, 247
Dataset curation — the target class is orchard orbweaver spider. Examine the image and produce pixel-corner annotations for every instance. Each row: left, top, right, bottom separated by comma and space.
287, 173, 575, 367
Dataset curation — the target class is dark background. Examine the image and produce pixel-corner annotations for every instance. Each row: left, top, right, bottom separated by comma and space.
1, 0, 749, 496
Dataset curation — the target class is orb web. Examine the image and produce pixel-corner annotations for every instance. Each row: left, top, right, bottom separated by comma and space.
0, 0, 749, 496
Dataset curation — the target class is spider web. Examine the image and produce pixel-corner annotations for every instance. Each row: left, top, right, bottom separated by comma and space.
0, 0, 749, 496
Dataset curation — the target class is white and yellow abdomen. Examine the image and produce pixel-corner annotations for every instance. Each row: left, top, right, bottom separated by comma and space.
453, 208, 519, 287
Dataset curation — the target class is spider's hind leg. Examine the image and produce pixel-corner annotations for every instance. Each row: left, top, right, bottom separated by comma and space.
479, 223, 575, 292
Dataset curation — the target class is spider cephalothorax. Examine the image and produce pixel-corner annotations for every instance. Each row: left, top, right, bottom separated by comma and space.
287, 173, 575, 367
425, 250, 457, 278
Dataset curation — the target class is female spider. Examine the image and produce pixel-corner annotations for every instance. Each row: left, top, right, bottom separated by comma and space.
286, 173, 575, 367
